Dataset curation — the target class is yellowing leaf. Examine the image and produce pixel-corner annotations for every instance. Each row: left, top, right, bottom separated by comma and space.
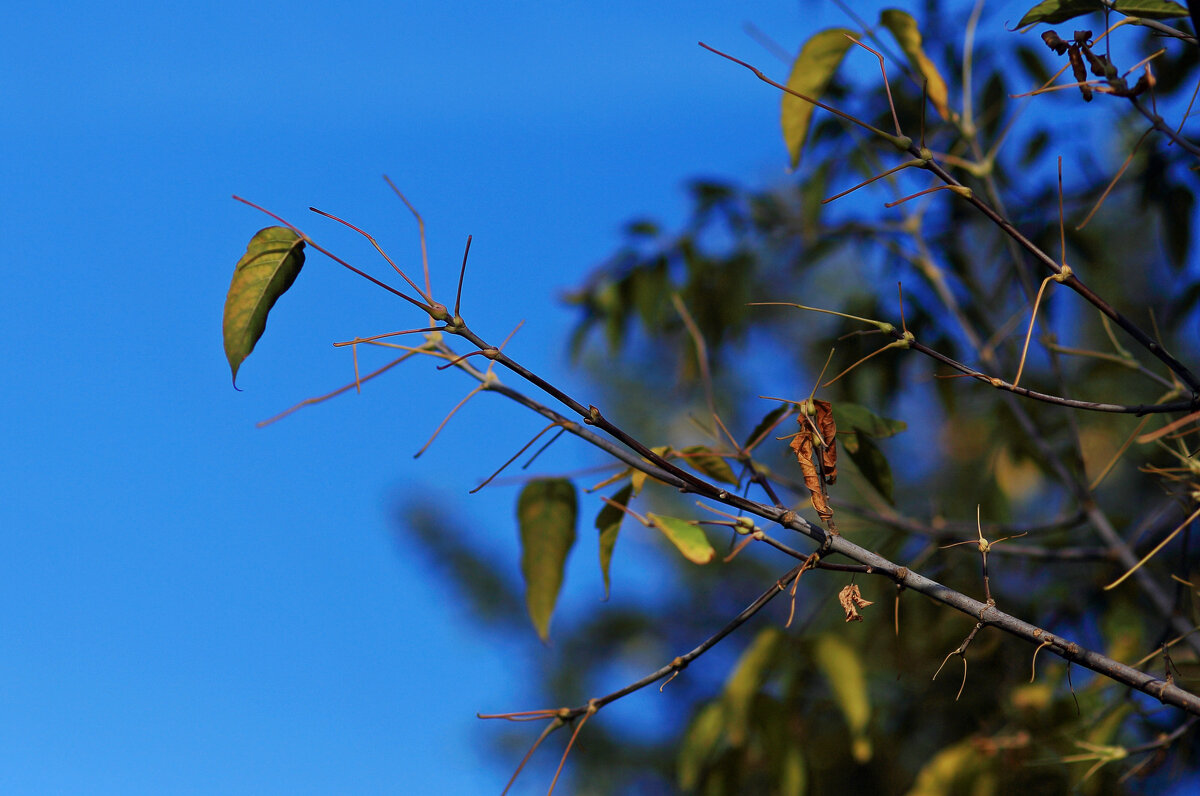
595, 483, 633, 599
680, 445, 739, 485
517, 478, 578, 641
647, 513, 715, 564
782, 28, 857, 169
813, 634, 872, 762
879, 9, 951, 120
222, 226, 306, 387
630, 445, 671, 495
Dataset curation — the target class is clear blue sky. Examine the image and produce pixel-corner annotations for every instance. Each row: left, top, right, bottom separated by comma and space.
1, 1, 929, 792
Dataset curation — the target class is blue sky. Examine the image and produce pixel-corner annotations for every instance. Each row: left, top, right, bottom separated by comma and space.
0, 1, 960, 792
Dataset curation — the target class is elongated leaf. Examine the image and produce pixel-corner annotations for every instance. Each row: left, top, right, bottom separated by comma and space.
845, 433, 895, 504
744, 403, 792, 450
832, 403, 907, 447
879, 10, 951, 119
813, 634, 872, 763
1115, 0, 1187, 17
595, 483, 634, 599
680, 445, 739, 485
647, 514, 714, 564
1016, 0, 1103, 26
782, 28, 857, 169
722, 627, 781, 746
1015, 0, 1183, 25
517, 478, 578, 641
223, 227, 306, 387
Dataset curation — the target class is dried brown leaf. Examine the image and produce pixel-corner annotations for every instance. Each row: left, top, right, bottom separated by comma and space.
791, 420, 833, 522
838, 584, 874, 622
814, 399, 838, 484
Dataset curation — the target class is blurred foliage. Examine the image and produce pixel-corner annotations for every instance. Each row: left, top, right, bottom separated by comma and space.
397, 1, 1200, 793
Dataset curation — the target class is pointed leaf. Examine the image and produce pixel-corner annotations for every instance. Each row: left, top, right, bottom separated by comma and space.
813, 634, 872, 763
223, 226, 306, 387
832, 403, 907, 440
1115, 0, 1187, 17
879, 9, 951, 119
681, 445, 739, 485
722, 627, 781, 746
782, 28, 857, 169
647, 514, 715, 564
743, 403, 792, 450
517, 478, 578, 641
1012, 0, 1184, 25
595, 483, 634, 599
1016, 0, 1104, 27
844, 433, 895, 504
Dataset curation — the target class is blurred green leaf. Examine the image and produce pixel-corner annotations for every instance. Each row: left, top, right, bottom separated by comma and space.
722, 627, 781, 746
813, 634, 872, 763
517, 478, 578, 641
222, 226, 305, 387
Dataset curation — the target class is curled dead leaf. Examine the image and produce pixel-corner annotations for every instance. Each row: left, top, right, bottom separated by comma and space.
813, 399, 837, 483
790, 419, 833, 522
838, 584, 873, 622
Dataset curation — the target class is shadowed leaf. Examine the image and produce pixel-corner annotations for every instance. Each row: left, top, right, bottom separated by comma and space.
681, 445, 739, 485
722, 627, 781, 746
813, 634, 872, 763
518, 478, 578, 641
832, 403, 907, 451
596, 483, 634, 599
880, 9, 951, 119
647, 514, 715, 564
782, 28, 857, 169
844, 433, 895, 504
1017, 0, 1184, 27
223, 226, 306, 387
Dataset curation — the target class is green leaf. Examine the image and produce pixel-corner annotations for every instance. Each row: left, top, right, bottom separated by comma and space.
782, 28, 857, 169
517, 478, 578, 641
1114, 0, 1188, 18
647, 514, 715, 564
595, 483, 634, 600
222, 226, 306, 387
844, 433, 895, 504
743, 403, 792, 450
1016, 0, 1103, 26
1014, 0, 1183, 26
879, 9, 951, 119
680, 445, 739, 485
678, 701, 725, 791
722, 628, 781, 747
832, 403, 907, 441
813, 634, 872, 763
